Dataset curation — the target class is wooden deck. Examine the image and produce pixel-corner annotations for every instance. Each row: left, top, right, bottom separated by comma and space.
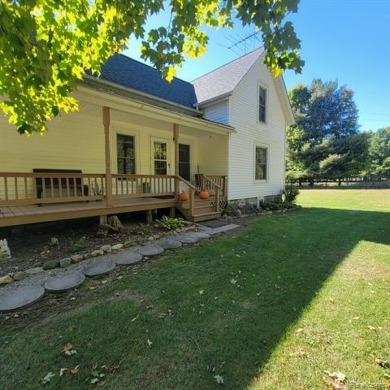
0, 172, 227, 227
0, 197, 176, 227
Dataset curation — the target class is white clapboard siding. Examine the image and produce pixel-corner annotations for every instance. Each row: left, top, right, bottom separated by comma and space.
200, 57, 287, 201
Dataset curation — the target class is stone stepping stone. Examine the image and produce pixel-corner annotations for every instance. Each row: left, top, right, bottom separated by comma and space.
185, 232, 211, 240
174, 235, 198, 244
82, 259, 116, 277
159, 239, 182, 249
137, 245, 164, 257
44, 271, 85, 293
113, 251, 143, 265
0, 285, 45, 313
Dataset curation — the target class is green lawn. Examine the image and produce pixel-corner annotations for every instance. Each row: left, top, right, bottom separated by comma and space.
0, 190, 389, 389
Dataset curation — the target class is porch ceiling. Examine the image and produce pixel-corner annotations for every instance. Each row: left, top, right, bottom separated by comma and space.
75, 86, 234, 137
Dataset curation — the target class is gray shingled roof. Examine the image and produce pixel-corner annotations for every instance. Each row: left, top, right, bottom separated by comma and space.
192, 47, 265, 104
99, 54, 197, 109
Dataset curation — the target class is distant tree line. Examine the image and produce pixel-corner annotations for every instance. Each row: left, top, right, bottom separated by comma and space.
286, 79, 390, 186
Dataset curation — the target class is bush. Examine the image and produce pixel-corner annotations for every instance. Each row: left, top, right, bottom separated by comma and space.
156, 216, 185, 231
283, 184, 300, 203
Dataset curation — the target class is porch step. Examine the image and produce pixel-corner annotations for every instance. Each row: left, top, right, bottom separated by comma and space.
186, 211, 222, 223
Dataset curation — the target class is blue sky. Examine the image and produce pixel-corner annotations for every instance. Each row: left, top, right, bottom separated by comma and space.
126, 0, 390, 132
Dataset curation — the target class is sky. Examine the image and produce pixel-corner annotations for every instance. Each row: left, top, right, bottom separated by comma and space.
125, 0, 390, 132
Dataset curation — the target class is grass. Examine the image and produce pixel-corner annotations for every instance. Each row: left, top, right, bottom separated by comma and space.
0, 189, 389, 389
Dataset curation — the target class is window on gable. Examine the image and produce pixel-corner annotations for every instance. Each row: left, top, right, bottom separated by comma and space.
255, 146, 267, 180
117, 134, 135, 174
259, 86, 267, 123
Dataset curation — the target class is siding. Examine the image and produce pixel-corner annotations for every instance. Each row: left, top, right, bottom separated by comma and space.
201, 100, 229, 125
227, 59, 287, 201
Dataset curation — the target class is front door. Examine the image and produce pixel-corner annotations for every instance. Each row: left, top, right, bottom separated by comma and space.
152, 139, 170, 175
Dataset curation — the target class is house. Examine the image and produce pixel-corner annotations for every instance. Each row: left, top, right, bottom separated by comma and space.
0, 47, 293, 228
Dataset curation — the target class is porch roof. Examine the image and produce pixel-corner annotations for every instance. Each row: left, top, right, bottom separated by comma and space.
76, 83, 235, 136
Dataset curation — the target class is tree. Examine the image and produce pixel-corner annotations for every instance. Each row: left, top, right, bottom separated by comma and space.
287, 79, 367, 182
0, 0, 304, 135
366, 127, 390, 178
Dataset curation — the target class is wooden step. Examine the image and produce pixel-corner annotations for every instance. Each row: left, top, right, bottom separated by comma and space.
191, 212, 221, 222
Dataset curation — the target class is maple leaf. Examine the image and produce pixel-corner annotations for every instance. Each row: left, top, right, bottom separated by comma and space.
214, 374, 224, 384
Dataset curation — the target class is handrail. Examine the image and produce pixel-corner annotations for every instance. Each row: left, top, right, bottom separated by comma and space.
176, 175, 197, 190
202, 175, 222, 190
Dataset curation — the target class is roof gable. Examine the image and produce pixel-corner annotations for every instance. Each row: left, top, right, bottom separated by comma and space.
99, 54, 197, 109
192, 47, 265, 104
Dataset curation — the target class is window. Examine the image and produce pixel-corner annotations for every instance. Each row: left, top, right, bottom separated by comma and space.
179, 144, 190, 181
153, 141, 168, 175
255, 146, 267, 180
259, 86, 267, 123
117, 134, 135, 174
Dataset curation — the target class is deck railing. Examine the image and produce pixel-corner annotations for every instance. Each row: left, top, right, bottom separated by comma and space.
0, 172, 176, 207
112, 174, 175, 198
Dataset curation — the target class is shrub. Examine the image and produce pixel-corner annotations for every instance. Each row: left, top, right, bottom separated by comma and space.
156, 216, 185, 231
283, 184, 300, 203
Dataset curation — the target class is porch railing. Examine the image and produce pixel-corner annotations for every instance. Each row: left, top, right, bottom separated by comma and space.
112, 174, 175, 198
0, 172, 175, 207
198, 174, 228, 210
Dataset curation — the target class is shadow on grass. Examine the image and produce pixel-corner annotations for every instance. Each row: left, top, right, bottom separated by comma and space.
0, 207, 389, 389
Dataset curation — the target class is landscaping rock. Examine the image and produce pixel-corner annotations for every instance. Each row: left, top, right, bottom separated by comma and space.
0, 275, 13, 285
13, 271, 28, 282
111, 244, 124, 251
43, 260, 60, 270
59, 257, 72, 268
0, 238, 11, 259
91, 249, 104, 257
71, 254, 84, 264
100, 244, 112, 253
25, 267, 44, 275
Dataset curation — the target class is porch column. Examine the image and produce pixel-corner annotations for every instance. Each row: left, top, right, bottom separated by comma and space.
173, 123, 180, 199
103, 106, 113, 207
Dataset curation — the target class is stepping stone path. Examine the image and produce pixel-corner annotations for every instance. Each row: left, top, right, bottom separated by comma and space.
0, 224, 241, 312
82, 259, 116, 277
44, 271, 85, 293
137, 245, 164, 257
159, 239, 182, 249
113, 251, 143, 265
0, 285, 45, 313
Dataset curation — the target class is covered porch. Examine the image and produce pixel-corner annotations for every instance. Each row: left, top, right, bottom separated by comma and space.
0, 85, 232, 228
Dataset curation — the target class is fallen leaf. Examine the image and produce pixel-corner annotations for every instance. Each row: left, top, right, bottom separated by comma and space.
375, 357, 390, 369
147, 339, 153, 347
324, 371, 346, 389
214, 374, 224, 384
59, 368, 68, 377
42, 372, 55, 384
230, 278, 237, 285
296, 328, 304, 333
289, 347, 308, 357
367, 325, 377, 331
131, 315, 139, 322
70, 365, 80, 374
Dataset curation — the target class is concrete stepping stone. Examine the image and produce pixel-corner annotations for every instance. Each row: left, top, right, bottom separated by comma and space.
159, 239, 182, 249
137, 245, 164, 257
44, 271, 85, 293
208, 224, 241, 235
0, 285, 45, 313
185, 232, 211, 240
82, 259, 116, 277
113, 251, 143, 265
174, 235, 198, 244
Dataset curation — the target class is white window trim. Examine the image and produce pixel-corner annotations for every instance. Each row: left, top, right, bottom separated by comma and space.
258, 83, 268, 125
254, 143, 270, 182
